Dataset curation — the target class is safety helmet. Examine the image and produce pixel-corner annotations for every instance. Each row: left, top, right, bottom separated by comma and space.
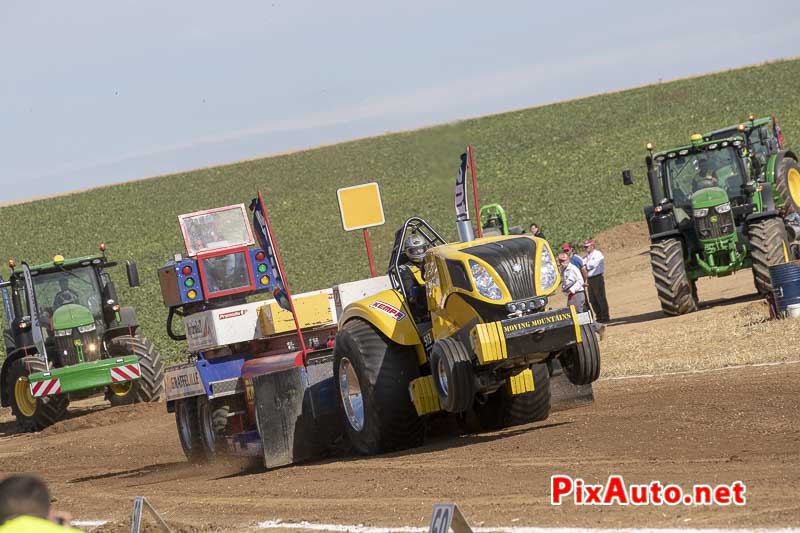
404, 234, 428, 264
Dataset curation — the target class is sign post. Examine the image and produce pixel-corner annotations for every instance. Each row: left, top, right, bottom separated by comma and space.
337, 182, 385, 277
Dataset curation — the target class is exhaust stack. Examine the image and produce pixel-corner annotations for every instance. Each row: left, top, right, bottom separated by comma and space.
455, 153, 475, 242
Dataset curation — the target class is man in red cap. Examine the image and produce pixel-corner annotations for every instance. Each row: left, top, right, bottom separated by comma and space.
557, 253, 586, 311
582, 239, 609, 323
561, 243, 588, 286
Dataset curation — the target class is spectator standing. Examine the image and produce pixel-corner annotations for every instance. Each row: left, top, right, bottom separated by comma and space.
583, 239, 610, 323
0, 475, 77, 531
529, 223, 545, 239
561, 243, 588, 285
557, 253, 586, 311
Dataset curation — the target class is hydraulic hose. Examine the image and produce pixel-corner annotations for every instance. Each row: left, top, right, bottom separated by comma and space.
166, 307, 187, 341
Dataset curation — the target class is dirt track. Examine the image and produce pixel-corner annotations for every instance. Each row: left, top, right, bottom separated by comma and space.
1, 223, 799, 531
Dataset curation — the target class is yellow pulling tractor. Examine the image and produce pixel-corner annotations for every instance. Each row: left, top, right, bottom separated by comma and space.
333, 217, 601, 455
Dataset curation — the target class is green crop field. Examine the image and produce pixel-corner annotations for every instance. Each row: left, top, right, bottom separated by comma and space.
1, 58, 799, 364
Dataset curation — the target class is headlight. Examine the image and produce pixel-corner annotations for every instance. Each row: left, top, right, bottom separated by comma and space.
469, 261, 502, 300
88, 343, 97, 352
693, 208, 709, 218
715, 202, 731, 214
55, 329, 72, 337
539, 246, 557, 291
78, 324, 96, 333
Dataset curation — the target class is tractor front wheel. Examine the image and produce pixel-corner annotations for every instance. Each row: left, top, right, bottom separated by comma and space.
750, 217, 790, 295
775, 156, 800, 214
107, 335, 164, 406
430, 337, 475, 414
559, 325, 601, 385
471, 363, 551, 431
333, 319, 423, 455
650, 238, 698, 316
9, 357, 69, 432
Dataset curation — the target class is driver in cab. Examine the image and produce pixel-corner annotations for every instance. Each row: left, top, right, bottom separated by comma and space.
399, 234, 430, 320
692, 158, 718, 192
53, 279, 79, 310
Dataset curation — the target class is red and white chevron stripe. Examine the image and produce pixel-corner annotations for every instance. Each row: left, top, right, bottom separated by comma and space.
30, 378, 61, 397
110, 363, 141, 383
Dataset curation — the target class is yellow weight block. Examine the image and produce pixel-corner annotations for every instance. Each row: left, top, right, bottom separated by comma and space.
470, 321, 508, 364
508, 368, 535, 395
409, 375, 441, 416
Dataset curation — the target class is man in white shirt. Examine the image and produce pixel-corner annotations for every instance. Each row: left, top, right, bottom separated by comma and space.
582, 239, 610, 323
557, 253, 586, 312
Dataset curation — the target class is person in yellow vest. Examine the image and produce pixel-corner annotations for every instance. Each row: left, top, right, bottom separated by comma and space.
0, 475, 79, 532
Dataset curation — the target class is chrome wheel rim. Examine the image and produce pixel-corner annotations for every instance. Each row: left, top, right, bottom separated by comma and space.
339, 357, 364, 432
436, 357, 449, 397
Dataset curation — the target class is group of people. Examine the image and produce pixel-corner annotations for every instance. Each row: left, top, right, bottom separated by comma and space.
556, 239, 610, 323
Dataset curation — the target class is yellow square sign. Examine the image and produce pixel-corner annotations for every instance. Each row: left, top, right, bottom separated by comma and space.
336, 182, 385, 231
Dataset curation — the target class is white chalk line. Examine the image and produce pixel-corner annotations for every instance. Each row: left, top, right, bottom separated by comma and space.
601, 359, 800, 382
256, 522, 800, 533
72, 520, 109, 527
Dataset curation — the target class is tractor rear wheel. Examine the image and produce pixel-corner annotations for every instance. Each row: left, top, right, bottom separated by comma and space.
9, 356, 69, 432
106, 335, 164, 406
650, 238, 698, 315
559, 325, 601, 385
750, 217, 790, 295
333, 319, 423, 455
175, 397, 207, 463
471, 363, 551, 431
775, 157, 800, 214
430, 337, 475, 414
197, 396, 229, 457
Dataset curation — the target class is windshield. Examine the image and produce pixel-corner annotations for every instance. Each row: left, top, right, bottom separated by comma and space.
661, 146, 745, 206
31, 266, 102, 335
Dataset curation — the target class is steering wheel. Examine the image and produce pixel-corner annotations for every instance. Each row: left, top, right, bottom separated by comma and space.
54, 288, 81, 308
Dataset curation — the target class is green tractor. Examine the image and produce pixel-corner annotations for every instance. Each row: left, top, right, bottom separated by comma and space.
703, 113, 800, 214
623, 133, 792, 315
479, 204, 524, 236
0, 246, 164, 431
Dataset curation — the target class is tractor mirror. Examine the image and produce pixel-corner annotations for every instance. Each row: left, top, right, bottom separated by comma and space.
622, 170, 633, 186
126, 260, 140, 288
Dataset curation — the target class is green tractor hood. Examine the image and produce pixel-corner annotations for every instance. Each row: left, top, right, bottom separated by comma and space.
52, 304, 94, 331
691, 187, 729, 210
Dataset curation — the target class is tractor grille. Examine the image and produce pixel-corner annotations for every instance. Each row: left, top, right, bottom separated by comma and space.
694, 209, 735, 240
463, 238, 537, 300
55, 329, 101, 367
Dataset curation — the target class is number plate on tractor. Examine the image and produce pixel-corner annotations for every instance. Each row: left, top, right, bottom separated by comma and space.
164, 363, 205, 401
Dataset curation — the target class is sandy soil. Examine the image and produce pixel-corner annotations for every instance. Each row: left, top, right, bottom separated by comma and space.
0, 223, 798, 531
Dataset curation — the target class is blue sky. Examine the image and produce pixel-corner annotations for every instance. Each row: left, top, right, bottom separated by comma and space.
2, 0, 799, 202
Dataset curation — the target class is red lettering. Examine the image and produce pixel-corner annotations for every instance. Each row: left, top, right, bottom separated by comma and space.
575, 478, 583, 504
604, 475, 628, 505
732, 481, 746, 505
650, 481, 663, 505
663, 485, 682, 505
630, 485, 649, 505
550, 475, 573, 505
715, 485, 731, 505
694, 484, 712, 505
584, 485, 603, 504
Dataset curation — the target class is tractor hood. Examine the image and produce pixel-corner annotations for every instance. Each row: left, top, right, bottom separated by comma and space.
52, 304, 95, 331
691, 187, 730, 210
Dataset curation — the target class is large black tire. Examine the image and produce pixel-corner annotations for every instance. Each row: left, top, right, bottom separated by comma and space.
175, 397, 207, 463
650, 238, 698, 316
471, 363, 551, 431
749, 217, 790, 295
774, 156, 800, 214
8, 356, 69, 432
106, 335, 164, 406
559, 325, 601, 385
333, 319, 423, 455
430, 337, 475, 413
197, 395, 228, 457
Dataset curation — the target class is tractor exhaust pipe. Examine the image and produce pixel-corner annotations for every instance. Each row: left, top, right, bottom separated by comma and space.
455, 153, 475, 242
647, 168, 665, 206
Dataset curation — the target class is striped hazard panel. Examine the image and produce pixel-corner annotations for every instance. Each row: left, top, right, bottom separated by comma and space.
110, 363, 141, 383
30, 379, 61, 397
